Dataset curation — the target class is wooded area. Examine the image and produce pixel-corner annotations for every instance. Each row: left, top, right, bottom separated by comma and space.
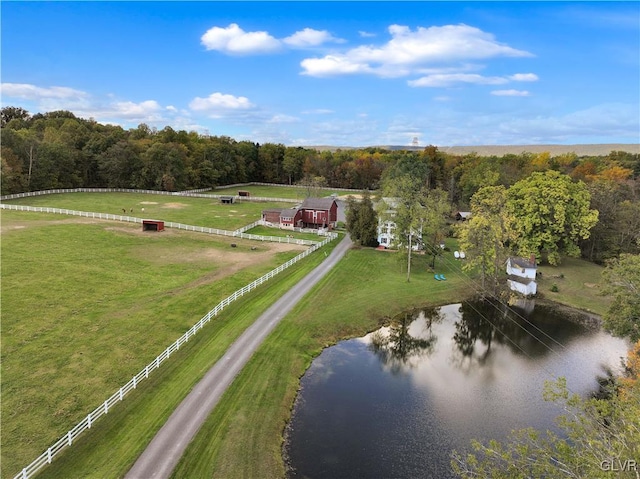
1, 106, 639, 265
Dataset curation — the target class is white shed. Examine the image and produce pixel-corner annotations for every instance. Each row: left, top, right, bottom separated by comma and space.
506, 255, 538, 296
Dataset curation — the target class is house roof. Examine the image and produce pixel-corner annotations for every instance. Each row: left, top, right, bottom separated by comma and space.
457, 211, 472, 219
508, 256, 537, 269
300, 197, 336, 210
507, 274, 536, 285
263, 208, 284, 214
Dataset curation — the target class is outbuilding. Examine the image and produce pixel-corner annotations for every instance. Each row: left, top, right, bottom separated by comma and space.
220, 196, 235, 204
506, 255, 538, 295
142, 220, 165, 232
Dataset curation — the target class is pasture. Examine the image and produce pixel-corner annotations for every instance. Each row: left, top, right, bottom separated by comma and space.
2, 192, 293, 231
0, 208, 310, 478
212, 184, 367, 200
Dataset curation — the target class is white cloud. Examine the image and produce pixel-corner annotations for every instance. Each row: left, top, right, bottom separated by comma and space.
302, 108, 335, 115
409, 73, 508, 88
301, 24, 533, 77
267, 114, 299, 124
359, 31, 376, 38
201, 23, 281, 54
1, 82, 89, 100
301, 55, 373, 77
189, 92, 256, 118
110, 100, 163, 119
509, 73, 539, 82
283, 28, 344, 47
491, 89, 531, 97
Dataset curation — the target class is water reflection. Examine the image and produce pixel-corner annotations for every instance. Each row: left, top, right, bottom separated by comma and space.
285, 300, 630, 479
369, 308, 442, 373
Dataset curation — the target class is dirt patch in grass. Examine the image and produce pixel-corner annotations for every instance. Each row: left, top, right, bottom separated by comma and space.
162, 202, 188, 209
0, 218, 101, 234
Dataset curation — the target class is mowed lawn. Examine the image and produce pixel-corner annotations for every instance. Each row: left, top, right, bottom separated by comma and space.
212, 184, 368, 200
3, 192, 292, 231
0, 210, 308, 477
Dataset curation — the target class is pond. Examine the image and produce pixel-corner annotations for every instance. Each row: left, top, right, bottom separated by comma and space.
284, 300, 630, 479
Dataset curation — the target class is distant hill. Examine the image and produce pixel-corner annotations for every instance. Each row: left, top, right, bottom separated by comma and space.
309, 144, 640, 156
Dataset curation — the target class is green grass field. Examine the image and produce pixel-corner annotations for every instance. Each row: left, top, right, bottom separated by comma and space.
245, 225, 323, 242
3, 192, 292, 231
536, 256, 611, 316
0, 209, 311, 477
212, 184, 368, 200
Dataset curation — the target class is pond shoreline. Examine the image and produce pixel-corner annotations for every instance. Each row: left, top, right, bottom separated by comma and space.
283, 297, 628, 479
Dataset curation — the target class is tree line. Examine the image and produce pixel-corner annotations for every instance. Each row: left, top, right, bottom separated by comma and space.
1, 106, 639, 265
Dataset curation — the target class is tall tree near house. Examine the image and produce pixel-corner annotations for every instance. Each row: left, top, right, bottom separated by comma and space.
505, 170, 599, 265
380, 175, 429, 282
421, 188, 452, 268
458, 186, 509, 295
346, 191, 379, 247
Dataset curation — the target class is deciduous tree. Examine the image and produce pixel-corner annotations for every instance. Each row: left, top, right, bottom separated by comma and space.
601, 253, 640, 341
506, 170, 599, 265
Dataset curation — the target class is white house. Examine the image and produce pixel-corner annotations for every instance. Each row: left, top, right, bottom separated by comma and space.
376, 197, 422, 250
506, 255, 538, 296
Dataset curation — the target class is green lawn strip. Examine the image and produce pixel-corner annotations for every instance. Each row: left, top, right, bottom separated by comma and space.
171, 246, 472, 479
245, 225, 323, 242
535, 257, 611, 316
3, 192, 291, 231
0, 213, 306, 477
30, 239, 338, 479
212, 185, 359, 200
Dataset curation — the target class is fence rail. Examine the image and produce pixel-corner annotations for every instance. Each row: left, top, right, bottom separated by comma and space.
12, 221, 337, 479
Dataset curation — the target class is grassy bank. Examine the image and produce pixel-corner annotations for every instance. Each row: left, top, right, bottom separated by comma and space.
536, 256, 611, 316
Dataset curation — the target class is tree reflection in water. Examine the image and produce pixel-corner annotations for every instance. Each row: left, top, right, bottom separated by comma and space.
369, 307, 443, 374
451, 298, 588, 371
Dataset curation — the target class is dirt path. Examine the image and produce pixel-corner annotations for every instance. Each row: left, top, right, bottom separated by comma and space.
125, 235, 352, 479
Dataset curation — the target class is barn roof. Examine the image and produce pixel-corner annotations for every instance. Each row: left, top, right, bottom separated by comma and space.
279, 208, 299, 218
300, 197, 336, 210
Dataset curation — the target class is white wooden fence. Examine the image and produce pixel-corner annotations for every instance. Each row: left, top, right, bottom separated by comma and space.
12, 225, 337, 479
0, 204, 319, 246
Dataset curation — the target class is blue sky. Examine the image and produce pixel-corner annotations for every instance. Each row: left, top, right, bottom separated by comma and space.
1, 1, 639, 147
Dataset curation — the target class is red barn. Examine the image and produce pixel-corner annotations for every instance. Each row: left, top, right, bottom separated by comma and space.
298, 197, 338, 229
